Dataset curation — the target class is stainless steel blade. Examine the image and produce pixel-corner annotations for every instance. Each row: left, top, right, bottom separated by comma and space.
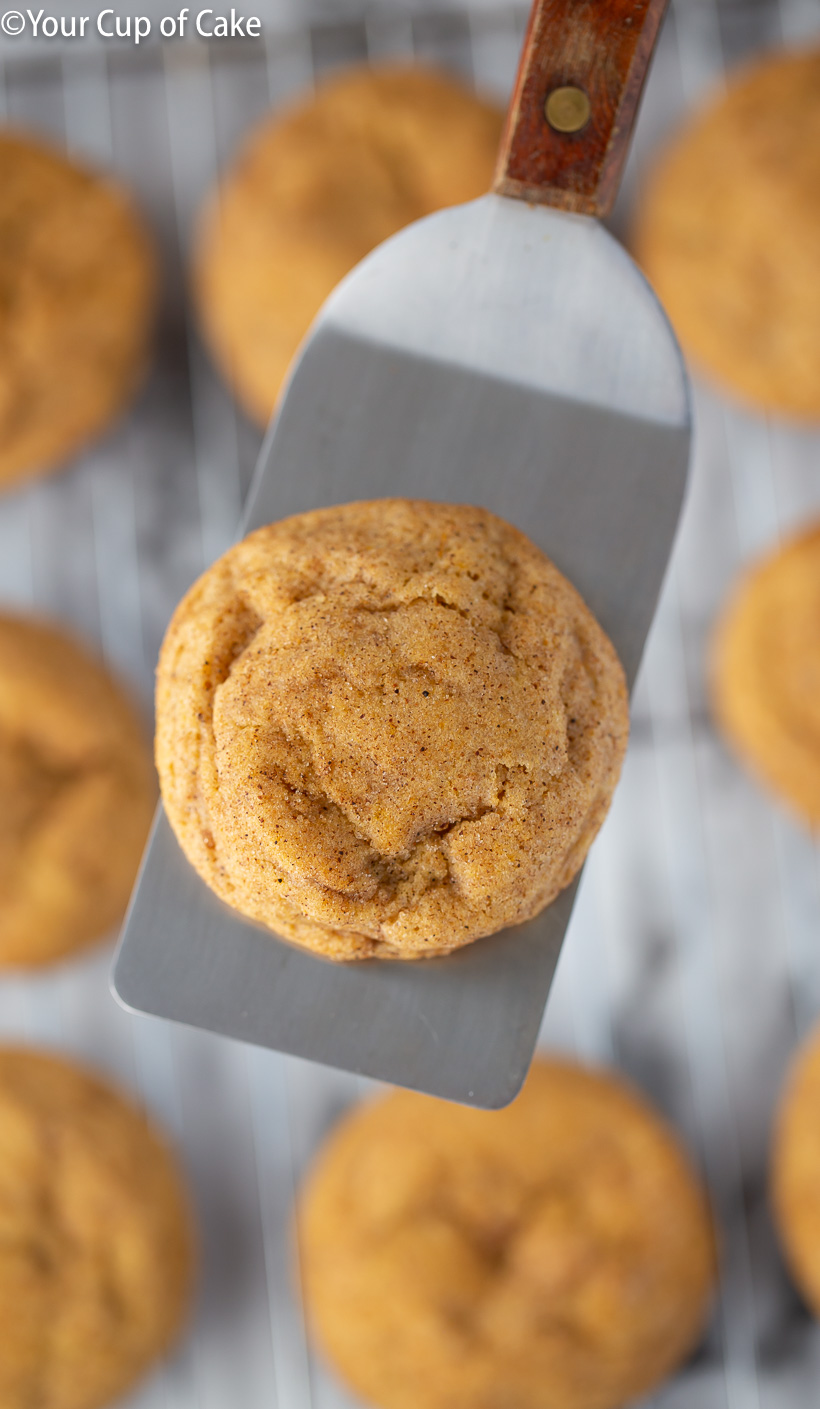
112, 195, 690, 1108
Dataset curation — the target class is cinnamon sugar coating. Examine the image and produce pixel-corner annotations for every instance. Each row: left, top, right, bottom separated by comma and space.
156, 500, 628, 961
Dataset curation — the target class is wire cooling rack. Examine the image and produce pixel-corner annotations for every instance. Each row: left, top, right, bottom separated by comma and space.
2, 1, 820, 1405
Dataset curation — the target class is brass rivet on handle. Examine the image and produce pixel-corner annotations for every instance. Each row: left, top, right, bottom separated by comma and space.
545, 85, 591, 134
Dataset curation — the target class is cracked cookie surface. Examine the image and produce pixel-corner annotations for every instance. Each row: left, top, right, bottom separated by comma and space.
0, 130, 156, 487
711, 523, 820, 825
0, 614, 156, 967
299, 1058, 716, 1409
156, 499, 629, 961
193, 65, 503, 425
0, 1047, 193, 1409
634, 48, 820, 418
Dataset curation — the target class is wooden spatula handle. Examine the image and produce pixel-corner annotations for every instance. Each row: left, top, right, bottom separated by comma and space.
493, 0, 668, 217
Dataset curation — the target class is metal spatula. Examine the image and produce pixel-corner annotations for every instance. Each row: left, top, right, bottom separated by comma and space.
113, 0, 688, 1108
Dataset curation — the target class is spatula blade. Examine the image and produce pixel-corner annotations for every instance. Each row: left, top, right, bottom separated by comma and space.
113, 195, 689, 1108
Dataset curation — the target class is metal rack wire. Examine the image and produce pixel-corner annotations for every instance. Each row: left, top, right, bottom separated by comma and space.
1, 2, 820, 1404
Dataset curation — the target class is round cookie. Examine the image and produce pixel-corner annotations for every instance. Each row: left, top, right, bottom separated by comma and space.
156, 500, 629, 961
299, 1058, 717, 1409
0, 613, 156, 967
0, 130, 156, 488
711, 523, 820, 824
0, 1047, 193, 1409
193, 66, 503, 425
634, 48, 820, 418
772, 1025, 820, 1317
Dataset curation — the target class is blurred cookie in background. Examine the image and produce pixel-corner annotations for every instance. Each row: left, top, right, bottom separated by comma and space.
0, 1046, 194, 1409
193, 65, 504, 426
0, 131, 157, 489
772, 1024, 820, 1318
299, 1057, 716, 1409
634, 48, 820, 419
0, 613, 156, 967
711, 522, 820, 825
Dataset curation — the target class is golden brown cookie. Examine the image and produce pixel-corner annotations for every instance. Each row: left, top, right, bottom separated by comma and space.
772, 1025, 820, 1317
0, 613, 156, 967
156, 500, 629, 961
711, 523, 820, 824
193, 66, 503, 424
299, 1057, 717, 1409
0, 130, 156, 488
634, 48, 820, 418
0, 1046, 193, 1409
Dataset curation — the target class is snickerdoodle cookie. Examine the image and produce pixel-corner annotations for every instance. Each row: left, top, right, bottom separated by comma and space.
634, 48, 820, 418
772, 1025, 820, 1317
711, 523, 820, 825
193, 66, 503, 424
156, 500, 629, 961
299, 1057, 717, 1409
0, 130, 156, 488
0, 613, 156, 967
0, 1047, 193, 1409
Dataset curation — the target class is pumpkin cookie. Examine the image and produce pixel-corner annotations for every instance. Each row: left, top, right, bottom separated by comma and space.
711, 523, 820, 824
156, 500, 629, 961
0, 613, 156, 966
0, 129, 156, 488
772, 1025, 820, 1317
193, 65, 503, 424
299, 1057, 717, 1409
0, 1047, 193, 1409
634, 48, 820, 418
